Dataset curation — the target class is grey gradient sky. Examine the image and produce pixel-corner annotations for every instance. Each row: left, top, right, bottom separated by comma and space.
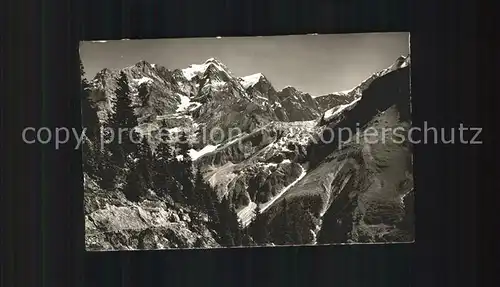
80, 32, 409, 97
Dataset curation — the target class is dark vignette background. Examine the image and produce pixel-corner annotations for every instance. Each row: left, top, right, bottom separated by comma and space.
2, 0, 487, 286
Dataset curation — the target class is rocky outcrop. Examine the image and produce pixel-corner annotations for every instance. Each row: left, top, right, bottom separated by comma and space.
277, 87, 322, 121
84, 174, 219, 250
88, 60, 183, 123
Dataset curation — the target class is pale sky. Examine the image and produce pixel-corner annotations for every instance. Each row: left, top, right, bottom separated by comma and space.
80, 32, 409, 97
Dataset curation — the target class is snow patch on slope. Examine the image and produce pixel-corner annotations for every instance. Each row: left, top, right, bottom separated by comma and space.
182, 63, 209, 80
205, 79, 227, 90
221, 134, 247, 148
189, 144, 220, 161
239, 164, 308, 227
176, 94, 191, 112
167, 127, 181, 134
133, 77, 153, 85
323, 97, 362, 122
240, 73, 263, 89
175, 94, 202, 113
261, 165, 307, 212
237, 201, 257, 227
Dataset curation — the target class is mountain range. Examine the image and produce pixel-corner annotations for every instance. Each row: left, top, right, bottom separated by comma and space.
83, 54, 413, 250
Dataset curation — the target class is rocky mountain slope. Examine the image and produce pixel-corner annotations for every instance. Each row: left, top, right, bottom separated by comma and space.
84, 173, 220, 250
264, 56, 413, 244
315, 90, 355, 112
82, 54, 413, 249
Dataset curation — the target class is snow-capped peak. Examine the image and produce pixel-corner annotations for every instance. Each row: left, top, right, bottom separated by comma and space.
239, 73, 264, 89
204, 58, 231, 74
182, 58, 228, 81
204, 57, 219, 64
134, 60, 152, 69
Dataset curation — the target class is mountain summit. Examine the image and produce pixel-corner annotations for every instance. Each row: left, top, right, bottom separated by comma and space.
181, 57, 230, 81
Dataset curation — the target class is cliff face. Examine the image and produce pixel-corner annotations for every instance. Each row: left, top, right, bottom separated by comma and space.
84, 174, 220, 250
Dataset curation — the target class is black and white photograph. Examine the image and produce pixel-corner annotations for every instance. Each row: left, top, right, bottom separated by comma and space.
80, 32, 413, 251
